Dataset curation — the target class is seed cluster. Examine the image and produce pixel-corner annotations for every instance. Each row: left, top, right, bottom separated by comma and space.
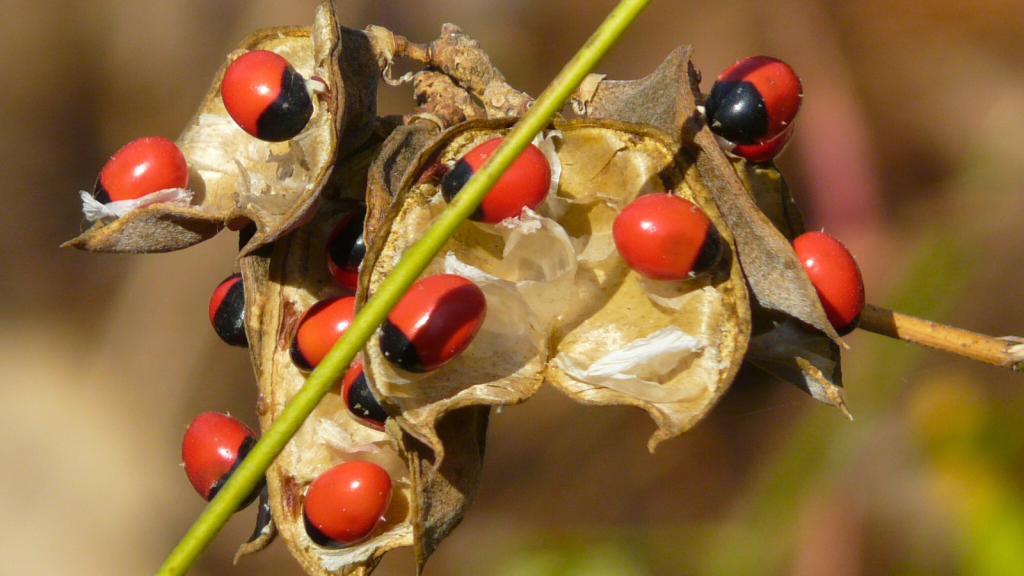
71, 9, 867, 570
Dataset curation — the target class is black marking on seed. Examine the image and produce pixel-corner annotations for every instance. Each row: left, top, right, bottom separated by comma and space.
704, 80, 769, 145
346, 370, 388, 425
836, 314, 861, 337
213, 277, 248, 347
440, 159, 484, 221
304, 511, 344, 548
290, 337, 314, 372
208, 435, 263, 509
692, 225, 724, 275
380, 320, 428, 373
254, 66, 314, 142
329, 212, 367, 272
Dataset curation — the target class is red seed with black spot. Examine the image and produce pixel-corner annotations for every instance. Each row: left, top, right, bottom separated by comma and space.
341, 359, 387, 430
303, 461, 392, 547
291, 296, 356, 371
209, 273, 247, 347
380, 274, 487, 373
326, 210, 366, 291
181, 412, 262, 508
704, 56, 802, 145
221, 50, 314, 142
93, 136, 188, 204
440, 138, 550, 223
612, 193, 724, 280
792, 231, 865, 335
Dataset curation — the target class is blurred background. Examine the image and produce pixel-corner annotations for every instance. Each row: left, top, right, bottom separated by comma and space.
3, 0, 1024, 574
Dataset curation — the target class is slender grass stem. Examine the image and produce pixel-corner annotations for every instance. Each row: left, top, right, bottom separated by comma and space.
153, 1, 651, 574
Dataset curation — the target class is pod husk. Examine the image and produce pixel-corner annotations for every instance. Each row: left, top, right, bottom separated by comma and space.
237, 142, 416, 576
237, 119, 489, 576
64, 2, 380, 255
359, 118, 751, 455
733, 160, 848, 414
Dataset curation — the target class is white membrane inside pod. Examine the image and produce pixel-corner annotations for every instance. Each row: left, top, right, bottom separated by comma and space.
443, 252, 545, 349
534, 130, 562, 200
637, 277, 718, 312
574, 230, 617, 264
186, 114, 316, 211
314, 418, 384, 456
494, 208, 578, 332
552, 326, 713, 404
79, 188, 192, 221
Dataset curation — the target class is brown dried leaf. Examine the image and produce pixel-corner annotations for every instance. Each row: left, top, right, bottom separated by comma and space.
362, 120, 442, 248
233, 486, 277, 563
64, 3, 381, 256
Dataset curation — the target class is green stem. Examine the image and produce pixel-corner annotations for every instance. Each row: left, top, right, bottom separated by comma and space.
154, 1, 651, 574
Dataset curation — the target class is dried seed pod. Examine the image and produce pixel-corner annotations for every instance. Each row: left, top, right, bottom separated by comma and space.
236, 139, 417, 575
732, 160, 848, 412
573, 46, 848, 412
359, 118, 751, 456
64, 2, 380, 255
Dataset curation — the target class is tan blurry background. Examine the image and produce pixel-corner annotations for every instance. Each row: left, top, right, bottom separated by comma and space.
4, 0, 1024, 574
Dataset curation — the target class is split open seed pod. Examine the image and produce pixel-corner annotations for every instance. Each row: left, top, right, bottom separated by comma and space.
236, 142, 417, 575
358, 117, 751, 456
64, 1, 380, 255
575, 45, 849, 412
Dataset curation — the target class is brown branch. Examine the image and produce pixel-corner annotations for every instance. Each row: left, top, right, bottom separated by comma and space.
858, 303, 1024, 372
365, 24, 532, 118
413, 71, 486, 125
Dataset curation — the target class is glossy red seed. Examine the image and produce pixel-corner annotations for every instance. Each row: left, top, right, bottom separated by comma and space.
612, 193, 722, 280
441, 138, 551, 223
181, 412, 258, 502
326, 211, 366, 291
340, 359, 387, 431
380, 274, 487, 373
291, 296, 356, 370
209, 273, 247, 347
221, 50, 314, 142
728, 124, 794, 163
792, 231, 865, 333
94, 136, 188, 203
704, 56, 802, 145
303, 461, 392, 547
